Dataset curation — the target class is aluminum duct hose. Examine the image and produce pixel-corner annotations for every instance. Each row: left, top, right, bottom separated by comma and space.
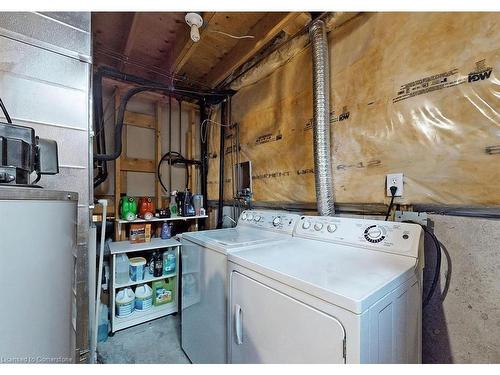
309, 19, 335, 216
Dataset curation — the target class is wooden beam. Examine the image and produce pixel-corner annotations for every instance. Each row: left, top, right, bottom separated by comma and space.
205, 12, 297, 88
114, 90, 123, 240
121, 157, 156, 173
155, 102, 163, 208
119, 13, 141, 71
172, 12, 216, 74
124, 111, 155, 129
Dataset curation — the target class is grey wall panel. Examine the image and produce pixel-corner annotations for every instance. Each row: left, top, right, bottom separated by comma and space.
14, 119, 88, 168
0, 11, 91, 361
0, 70, 88, 129
0, 37, 89, 90
38, 12, 91, 32
0, 12, 90, 58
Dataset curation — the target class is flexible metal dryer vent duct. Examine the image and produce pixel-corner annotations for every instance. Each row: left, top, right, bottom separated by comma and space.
309, 18, 335, 216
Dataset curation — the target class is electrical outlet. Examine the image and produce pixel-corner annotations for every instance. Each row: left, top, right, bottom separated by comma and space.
386, 173, 404, 197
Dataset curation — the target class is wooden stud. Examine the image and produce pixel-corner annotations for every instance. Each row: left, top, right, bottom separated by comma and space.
155, 102, 163, 209
114, 89, 122, 241
121, 158, 156, 173
124, 111, 156, 129
205, 12, 297, 88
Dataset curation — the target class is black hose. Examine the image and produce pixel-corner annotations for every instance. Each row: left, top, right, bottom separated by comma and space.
0, 97, 12, 124
403, 220, 442, 308
158, 151, 191, 193
422, 227, 442, 308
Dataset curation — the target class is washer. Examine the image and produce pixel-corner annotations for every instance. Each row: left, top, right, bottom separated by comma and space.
180, 210, 300, 363
227, 215, 424, 363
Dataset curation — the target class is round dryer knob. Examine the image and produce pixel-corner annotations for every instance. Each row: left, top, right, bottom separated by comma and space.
366, 226, 382, 239
247, 214, 254, 221
254, 215, 261, 222
241, 213, 247, 220
272, 217, 281, 227
314, 223, 323, 231
302, 220, 311, 229
327, 224, 337, 233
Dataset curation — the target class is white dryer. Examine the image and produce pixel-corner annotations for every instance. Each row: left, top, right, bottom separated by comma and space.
181, 210, 300, 363
227, 215, 424, 363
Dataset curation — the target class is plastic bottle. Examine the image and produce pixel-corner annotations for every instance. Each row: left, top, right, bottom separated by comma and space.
115, 254, 130, 284
169, 191, 178, 217
153, 251, 163, 277
160, 222, 171, 239
162, 248, 176, 274
116, 287, 135, 316
134, 284, 153, 311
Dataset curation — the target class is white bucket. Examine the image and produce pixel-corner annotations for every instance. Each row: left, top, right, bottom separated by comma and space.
116, 287, 135, 317
135, 284, 153, 310
129, 257, 146, 282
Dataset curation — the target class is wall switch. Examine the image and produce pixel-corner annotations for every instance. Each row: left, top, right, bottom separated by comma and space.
386, 173, 404, 197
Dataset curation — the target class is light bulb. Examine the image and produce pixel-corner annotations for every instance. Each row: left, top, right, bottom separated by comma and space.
190, 24, 200, 42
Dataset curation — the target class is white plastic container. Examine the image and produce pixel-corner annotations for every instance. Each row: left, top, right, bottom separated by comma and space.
116, 287, 135, 317
115, 254, 130, 285
129, 257, 146, 282
135, 284, 153, 310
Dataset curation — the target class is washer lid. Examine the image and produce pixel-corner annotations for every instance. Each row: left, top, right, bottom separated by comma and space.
182, 227, 289, 254
228, 238, 418, 314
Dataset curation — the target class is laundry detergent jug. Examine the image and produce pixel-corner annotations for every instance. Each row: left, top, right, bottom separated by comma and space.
120, 196, 137, 221
138, 196, 155, 220
134, 284, 153, 311
115, 287, 135, 317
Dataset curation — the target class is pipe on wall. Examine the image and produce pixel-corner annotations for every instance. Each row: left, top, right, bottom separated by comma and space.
309, 18, 335, 216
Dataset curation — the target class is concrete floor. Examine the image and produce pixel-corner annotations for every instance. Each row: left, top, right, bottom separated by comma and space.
97, 314, 190, 364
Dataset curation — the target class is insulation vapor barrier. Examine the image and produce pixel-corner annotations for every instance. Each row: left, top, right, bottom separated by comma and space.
208, 12, 500, 206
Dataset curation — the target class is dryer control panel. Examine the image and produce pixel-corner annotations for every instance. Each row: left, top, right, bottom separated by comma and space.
238, 210, 300, 234
295, 215, 423, 258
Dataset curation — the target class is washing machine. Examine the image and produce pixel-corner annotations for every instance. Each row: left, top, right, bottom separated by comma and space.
227, 215, 424, 363
180, 210, 301, 363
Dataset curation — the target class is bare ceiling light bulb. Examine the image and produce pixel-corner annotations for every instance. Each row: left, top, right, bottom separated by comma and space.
185, 12, 203, 43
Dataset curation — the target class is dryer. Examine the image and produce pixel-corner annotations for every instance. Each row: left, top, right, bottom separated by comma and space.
181, 210, 300, 363
227, 215, 424, 363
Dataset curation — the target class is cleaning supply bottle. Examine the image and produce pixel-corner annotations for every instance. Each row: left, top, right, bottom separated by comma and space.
153, 251, 163, 277
160, 222, 171, 239
119, 196, 137, 221
169, 191, 178, 217
115, 253, 130, 284
97, 303, 109, 342
163, 247, 176, 274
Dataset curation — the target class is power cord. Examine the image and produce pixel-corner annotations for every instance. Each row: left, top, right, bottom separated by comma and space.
385, 185, 398, 221
0, 96, 12, 124
403, 220, 442, 308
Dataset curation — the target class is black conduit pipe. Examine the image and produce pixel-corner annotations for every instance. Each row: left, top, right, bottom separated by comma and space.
217, 99, 229, 229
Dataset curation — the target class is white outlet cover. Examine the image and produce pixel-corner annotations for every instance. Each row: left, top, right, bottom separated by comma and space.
386, 173, 404, 197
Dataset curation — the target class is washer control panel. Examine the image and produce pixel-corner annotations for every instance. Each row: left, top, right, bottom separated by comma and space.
238, 210, 300, 234
295, 216, 423, 258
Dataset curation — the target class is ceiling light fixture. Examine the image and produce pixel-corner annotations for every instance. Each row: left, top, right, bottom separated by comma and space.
185, 12, 203, 42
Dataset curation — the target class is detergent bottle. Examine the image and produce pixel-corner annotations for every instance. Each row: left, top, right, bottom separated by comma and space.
138, 196, 155, 220
120, 196, 137, 221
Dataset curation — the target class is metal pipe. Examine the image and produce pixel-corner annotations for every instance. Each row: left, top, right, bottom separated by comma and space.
168, 96, 172, 192
309, 18, 335, 216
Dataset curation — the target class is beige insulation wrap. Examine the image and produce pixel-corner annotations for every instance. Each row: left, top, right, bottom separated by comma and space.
208, 12, 500, 205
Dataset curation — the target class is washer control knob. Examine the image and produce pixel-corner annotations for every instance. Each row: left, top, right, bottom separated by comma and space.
241, 213, 247, 221
327, 224, 337, 233
367, 226, 382, 239
272, 217, 281, 227
314, 223, 323, 231
254, 215, 261, 222
302, 220, 311, 229
247, 214, 254, 221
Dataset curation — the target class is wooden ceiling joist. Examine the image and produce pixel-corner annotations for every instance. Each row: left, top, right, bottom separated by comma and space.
118, 13, 141, 71
204, 12, 299, 88
172, 12, 216, 74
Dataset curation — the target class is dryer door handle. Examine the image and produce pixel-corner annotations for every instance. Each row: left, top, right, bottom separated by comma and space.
235, 304, 243, 345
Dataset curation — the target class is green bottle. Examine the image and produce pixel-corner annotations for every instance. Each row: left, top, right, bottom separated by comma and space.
120, 196, 138, 221
169, 191, 178, 217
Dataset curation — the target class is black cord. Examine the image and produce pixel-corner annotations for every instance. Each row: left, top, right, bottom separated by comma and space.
32, 172, 41, 185
421, 227, 442, 308
403, 220, 442, 308
0, 97, 12, 124
158, 151, 190, 193
385, 186, 398, 221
